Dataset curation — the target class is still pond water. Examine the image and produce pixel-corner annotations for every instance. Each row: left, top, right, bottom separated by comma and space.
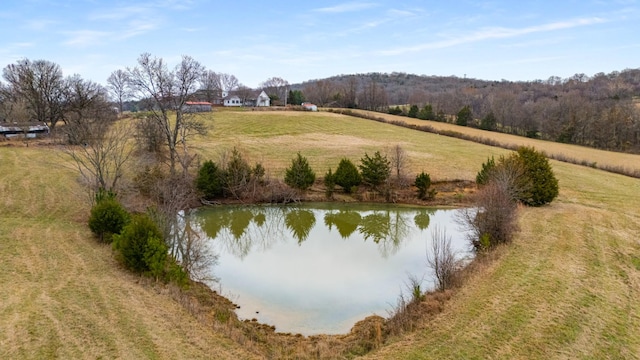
192, 203, 471, 335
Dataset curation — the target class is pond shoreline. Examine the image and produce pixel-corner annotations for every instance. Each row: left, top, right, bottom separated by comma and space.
157, 179, 479, 358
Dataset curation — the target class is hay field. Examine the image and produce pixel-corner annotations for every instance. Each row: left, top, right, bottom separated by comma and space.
0, 146, 259, 359
1, 109, 639, 359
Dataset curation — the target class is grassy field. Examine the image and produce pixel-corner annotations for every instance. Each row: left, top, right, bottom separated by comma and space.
1, 109, 640, 359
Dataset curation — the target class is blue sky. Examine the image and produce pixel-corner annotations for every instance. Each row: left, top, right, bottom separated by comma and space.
1, 0, 639, 88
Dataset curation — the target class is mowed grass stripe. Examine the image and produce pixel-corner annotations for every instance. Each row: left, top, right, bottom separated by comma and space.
365, 159, 640, 359
197, 110, 511, 180
2, 109, 639, 359
0, 145, 260, 359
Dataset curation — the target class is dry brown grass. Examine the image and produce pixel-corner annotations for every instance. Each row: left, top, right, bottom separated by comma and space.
2, 109, 640, 359
0, 146, 260, 359
341, 109, 640, 177
364, 162, 640, 359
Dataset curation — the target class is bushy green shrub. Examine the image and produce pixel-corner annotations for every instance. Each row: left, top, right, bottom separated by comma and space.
480, 111, 498, 131
112, 214, 164, 274
359, 151, 390, 189
196, 160, 224, 199
388, 106, 403, 115
476, 156, 496, 186
324, 168, 336, 198
284, 152, 316, 190
476, 147, 558, 207
334, 158, 362, 193
456, 105, 472, 126
224, 148, 252, 193
88, 197, 130, 243
407, 105, 419, 118
417, 104, 435, 120
414, 172, 435, 200
517, 146, 559, 206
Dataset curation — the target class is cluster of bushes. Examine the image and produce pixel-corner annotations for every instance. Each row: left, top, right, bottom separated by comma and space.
388, 103, 447, 122
196, 148, 266, 200
87, 190, 188, 285
467, 146, 559, 251
196, 149, 436, 202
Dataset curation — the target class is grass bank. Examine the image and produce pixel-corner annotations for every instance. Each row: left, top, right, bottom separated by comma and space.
1, 109, 639, 358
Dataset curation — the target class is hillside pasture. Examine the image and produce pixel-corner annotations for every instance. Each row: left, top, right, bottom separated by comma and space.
1, 109, 639, 359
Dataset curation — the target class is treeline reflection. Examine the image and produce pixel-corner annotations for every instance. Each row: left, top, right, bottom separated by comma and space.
195, 205, 436, 259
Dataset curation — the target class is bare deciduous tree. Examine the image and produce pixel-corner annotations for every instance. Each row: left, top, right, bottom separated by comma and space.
235, 85, 254, 106
125, 53, 207, 175
388, 144, 409, 186
64, 120, 133, 201
426, 226, 459, 291
106, 69, 130, 113
304, 80, 335, 106
260, 76, 289, 105
199, 70, 222, 103
2, 59, 66, 129
358, 79, 388, 111
460, 179, 519, 251
63, 75, 114, 144
218, 73, 239, 94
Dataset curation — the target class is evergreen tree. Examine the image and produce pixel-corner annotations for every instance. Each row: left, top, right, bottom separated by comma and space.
334, 158, 362, 193
407, 105, 419, 118
517, 147, 559, 206
456, 105, 473, 126
284, 152, 316, 190
359, 151, 391, 189
480, 111, 497, 131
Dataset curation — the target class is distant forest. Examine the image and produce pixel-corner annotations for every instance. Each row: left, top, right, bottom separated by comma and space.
295, 70, 640, 153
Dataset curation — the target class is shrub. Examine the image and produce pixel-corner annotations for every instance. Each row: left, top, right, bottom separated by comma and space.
480, 111, 497, 131
456, 105, 472, 126
334, 158, 362, 193
414, 171, 435, 200
418, 104, 435, 120
462, 180, 519, 251
427, 226, 459, 291
196, 160, 224, 199
324, 168, 336, 198
517, 146, 559, 206
88, 197, 130, 243
112, 214, 164, 273
359, 151, 390, 189
388, 106, 403, 115
223, 148, 252, 197
475, 156, 496, 186
284, 152, 316, 190
407, 105, 418, 118
143, 235, 168, 280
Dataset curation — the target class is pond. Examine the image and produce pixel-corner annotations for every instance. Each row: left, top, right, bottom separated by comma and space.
192, 203, 471, 335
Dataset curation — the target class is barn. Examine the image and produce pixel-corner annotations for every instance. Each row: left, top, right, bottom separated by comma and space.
183, 101, 212, 112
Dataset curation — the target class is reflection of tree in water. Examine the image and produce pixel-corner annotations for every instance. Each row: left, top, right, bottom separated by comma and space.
196, 205, 420, 259
324, 211, 362, 238
229, 209, 253, 239
414, 209, 433, 230
170, 211, 218, 282
199, 210, 229, 239
253, 212, 266, 226
197, 206, 287, 259
359, 212, 391, 243
358, 210, 412, 257
284, 209, 316, 244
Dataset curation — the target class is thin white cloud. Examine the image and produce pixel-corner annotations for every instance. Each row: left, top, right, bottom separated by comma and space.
119, 20, 158, 39
387, 9, 417, 17
63, 30, 111, 47
379, 17, 607, 55
313, 2, 378, 13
